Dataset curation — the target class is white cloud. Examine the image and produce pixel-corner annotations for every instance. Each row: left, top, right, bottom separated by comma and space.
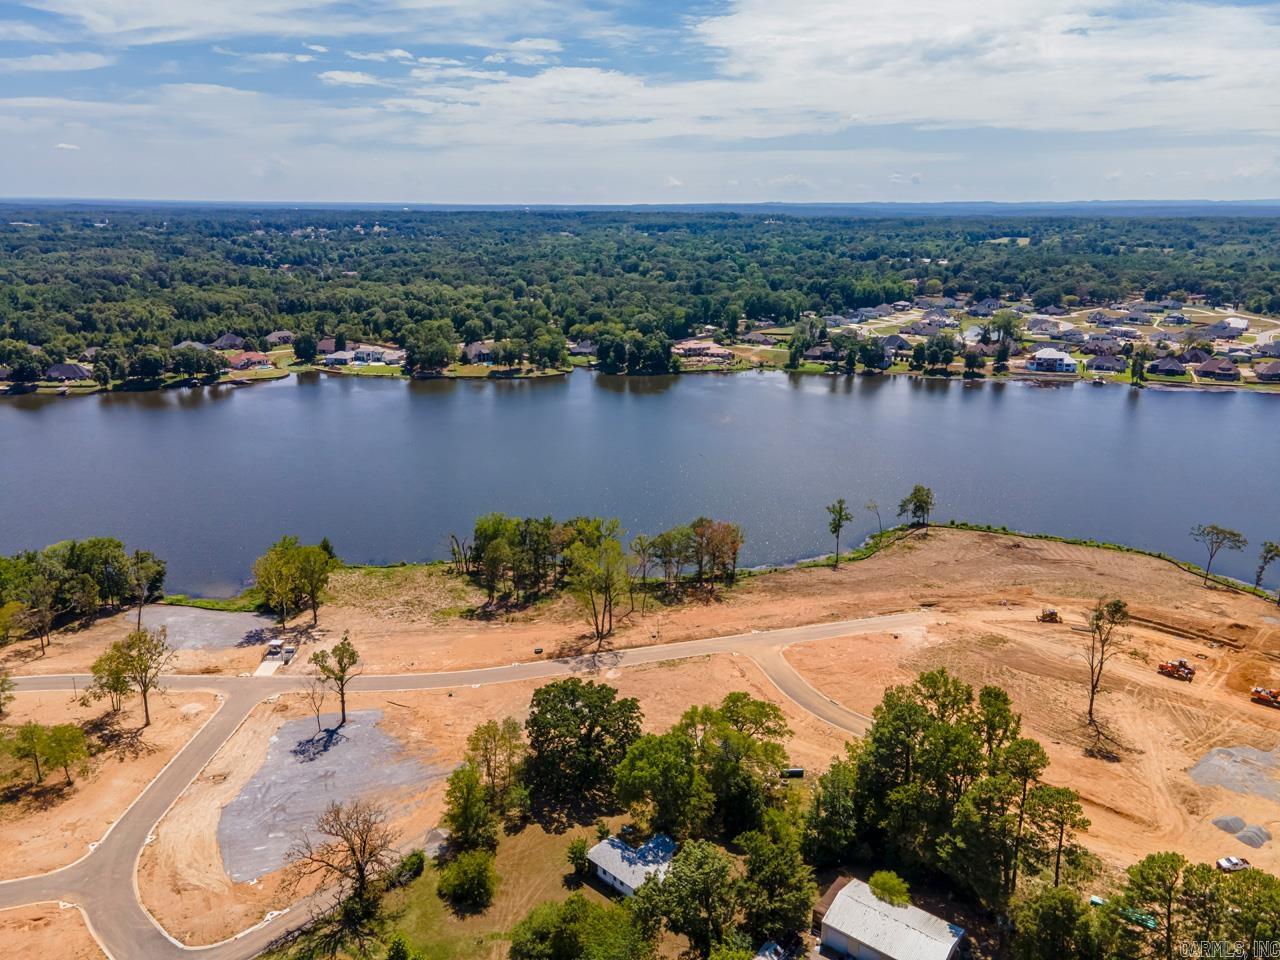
0, 51, 113, 72
0, 19, 60, 42
303, 43, 328, 53
346, 48, 414, 62
663, 175, 683, 187
317, 70, 385, 87
54, 141, 80, 149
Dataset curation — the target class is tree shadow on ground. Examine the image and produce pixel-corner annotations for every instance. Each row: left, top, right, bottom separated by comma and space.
82, 710, 155, 761
0, 777, 74, 812
1080, 716, 1138, 762
291, 727, 349, 763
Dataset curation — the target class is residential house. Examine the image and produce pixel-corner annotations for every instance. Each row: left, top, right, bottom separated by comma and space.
819, 878, 964, 960
902, 321, 946, 338
322, 350, 355, 366
78, 346, 99, 362
1081, 336, 1120, 356
1255, 360, 1280, 382
1027, 316, 1069, 336
1058, 328, 1086, 344
1027, 348, 1077, 373
587, 835, 675, 898
210, 333, 247, 351
881, 334, 912, 356
1089, 310, 1112, 325
265, 330, 295, 347
1197, 357, 1240, 381
354, 346, 397, 363
0, 366, 11, 381
1148, 357, 1186, 376
741, 331, 776, 346
1178, 348, 1213, 366
891, 300, 912, 312
173, 340, 209, 352
568, 339, 596, 356
803, 343, 840, 363
227, 351, 272, 370
823, 314, 846, 327
1257, 342, 1280, 359
1159, 299, 1184, 311
1164, 313, 1189, 325
1041, 305, 1067, 316
317, 337, 338, 355
1086, 354, 1127, 373
44, 361, 93, 381
462, 340, 496, 364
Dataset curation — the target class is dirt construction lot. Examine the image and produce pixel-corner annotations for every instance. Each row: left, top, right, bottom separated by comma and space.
0, 902, 105, 960
0, 689, 220, 879
138, 653, 848, 945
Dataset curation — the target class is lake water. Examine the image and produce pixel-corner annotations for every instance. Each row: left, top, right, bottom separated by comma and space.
2, 371, 1276, 596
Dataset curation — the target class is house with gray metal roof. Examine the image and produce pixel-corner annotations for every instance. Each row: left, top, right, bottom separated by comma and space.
586, 834, 675, 897
820, 878, 964, 960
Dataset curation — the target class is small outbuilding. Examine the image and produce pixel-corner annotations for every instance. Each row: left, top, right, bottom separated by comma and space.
586, 834, 675, 898
820, 878, 965, 960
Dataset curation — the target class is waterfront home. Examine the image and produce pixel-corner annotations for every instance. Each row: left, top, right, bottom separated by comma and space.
210, 333, 246, 351
322, 350, 355, 366
1027, 348, 1077, 373
1148, 357, 1186, 376
587, 835, 675, 898
353, 346, 402, 364
227, 351, 272, 370
44, 361, 93, 381
568, 339, 596, 356
1086, 354, 1127, 373
265, 330, 295, 347
819, 878, 964, 960
1179, 348, 1213, 365
882, 334, 912, 356
317, 337, 338, 355
462, 340, 496, 363
741, 331, 776, 346
674, 339, 732, 360
1255, 360, 1280, 382
1197, 357, 1240, 381
803, 343, 840, 363
1081, 337, 1120, 355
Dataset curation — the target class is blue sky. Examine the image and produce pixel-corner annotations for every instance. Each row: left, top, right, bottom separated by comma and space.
1, 0, 1278, 202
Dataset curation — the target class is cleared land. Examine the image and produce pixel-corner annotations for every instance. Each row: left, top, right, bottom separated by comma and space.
0, 902, 105, 960
0, 689, 219, 879
138, 653, 846, 945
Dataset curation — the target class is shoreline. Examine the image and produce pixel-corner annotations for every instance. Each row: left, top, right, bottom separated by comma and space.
6, 360, 1279, 400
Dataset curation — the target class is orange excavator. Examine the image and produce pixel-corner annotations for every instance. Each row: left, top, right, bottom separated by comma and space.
1158, 658, 1196, 682
1252, 687, 1280, 708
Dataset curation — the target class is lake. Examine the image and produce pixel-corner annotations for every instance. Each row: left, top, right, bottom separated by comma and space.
2, 371, 1276, 597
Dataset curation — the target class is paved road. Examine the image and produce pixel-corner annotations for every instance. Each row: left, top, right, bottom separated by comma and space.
0, 610, 922, 959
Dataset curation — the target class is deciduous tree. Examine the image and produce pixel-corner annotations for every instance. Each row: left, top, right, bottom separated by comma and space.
1190, 523, 1247, 586
309, 632, 360, 727
120, 626, 174, 727
1085, 598, 1128, 727
827, 498, 852, 568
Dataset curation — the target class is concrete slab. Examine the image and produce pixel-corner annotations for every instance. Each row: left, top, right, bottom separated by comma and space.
215, 710, 439, 883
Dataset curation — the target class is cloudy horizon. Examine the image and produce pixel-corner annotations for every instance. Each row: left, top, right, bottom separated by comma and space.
2, 0, 1279, 203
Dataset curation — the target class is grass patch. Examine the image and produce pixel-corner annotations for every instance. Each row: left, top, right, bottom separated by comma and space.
325, 563, 484, 621
161, 588, 266, 613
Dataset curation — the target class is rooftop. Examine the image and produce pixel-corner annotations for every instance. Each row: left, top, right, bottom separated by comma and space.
823, 878, 964, 960
587, 834, 675, 891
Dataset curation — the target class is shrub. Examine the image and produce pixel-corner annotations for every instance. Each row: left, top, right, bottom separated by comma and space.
385, 849, 425, 890
437, 849, 497, 910
567, 836, 590, 876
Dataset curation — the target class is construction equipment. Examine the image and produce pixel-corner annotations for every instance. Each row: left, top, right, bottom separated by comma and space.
1251, 687, 1280, 709
1037, 608, 1063, 623
1157, 658, 1196, 682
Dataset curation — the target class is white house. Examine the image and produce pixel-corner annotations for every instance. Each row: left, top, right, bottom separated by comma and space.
820, 878, 964, 960
1027, 347, 1077, 373
586, 834, 675, 897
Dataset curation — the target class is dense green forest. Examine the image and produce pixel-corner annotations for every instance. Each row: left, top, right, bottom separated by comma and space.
2, 206, 1278, 377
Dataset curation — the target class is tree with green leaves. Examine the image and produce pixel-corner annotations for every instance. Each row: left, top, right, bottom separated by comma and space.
566, 836, 590, 876
1011, 885, 1100, 960
1111, 851, 1189, 960
1026, 784, 1090, 887
120, 626, 174, 727
737, 814, 817, 944
651, 840, 740, 957
804, 744, 860, 867
443, 760, 498, 851
868, 870, 911, 906
1189, 523, 1247, 586
897, 484, 935, 528
42, 723, 89, 783
20, 575, 57, 655
253, 535, 304, 625
827, 498, 852, 568
309, 632, 360, 727
0, 670, 14, 717
465, 716, 526, 814
509, 893, 652, 960
565, 528, 628, 649
85, 643, 132, 712
127, 549, 166, 629
614, 731, 712, 839
1085, 598, 1129, 727
524, 678, 641, 802
437, 849, 497, 910
294, 543, 335, 625
8, 721, 47, 782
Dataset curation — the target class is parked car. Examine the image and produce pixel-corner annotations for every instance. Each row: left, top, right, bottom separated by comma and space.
754, 943, 785, 960
1216, 856, 1251, 873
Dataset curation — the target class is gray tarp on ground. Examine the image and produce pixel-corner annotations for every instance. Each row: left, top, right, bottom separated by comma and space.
1188, 745, 1280, 803
141, 606, 278, 650
216, 709, 436, 882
